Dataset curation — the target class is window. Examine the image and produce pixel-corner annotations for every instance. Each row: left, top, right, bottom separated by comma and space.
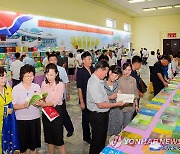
124, 23, 131, 32
106, 18, 116, 28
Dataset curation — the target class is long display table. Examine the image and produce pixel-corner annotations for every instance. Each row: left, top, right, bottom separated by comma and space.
102, 76, 180, 154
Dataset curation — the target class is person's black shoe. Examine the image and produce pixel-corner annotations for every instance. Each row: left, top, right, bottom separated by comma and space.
83, 138, 92, 144
67, 132, 73, 137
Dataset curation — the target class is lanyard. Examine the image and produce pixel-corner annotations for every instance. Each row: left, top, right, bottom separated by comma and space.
0, 88, 6, 103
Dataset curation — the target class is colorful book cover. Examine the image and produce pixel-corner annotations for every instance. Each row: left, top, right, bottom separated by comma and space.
169, 80, 179, 85
165, 107, 180, 115
159, 112, 179, 123
158, 91, 171, 97
29, 92, 48, 105
172, 130, 180, 139
139, 108, 157, 116
120, 131, 142, 139
149, 101, 163, 106
101, 146, 124, 154
176, 89, 180, 95
173, 94, 180, 101
153, 127, 172, 137
155, 123, 175, 131
145, 103, 162, 111
176, 119, 180, 126
170, 101, 180, 108
142, 144, 166, 154
42, 106, 59, 122
149, 131, 170, 139
118, 131, 142, 147
155, 93, 169, 100
128, 114, 153, 130
168, 84, 177, 89
163, 87, 175, 93
151, 98, 166, 103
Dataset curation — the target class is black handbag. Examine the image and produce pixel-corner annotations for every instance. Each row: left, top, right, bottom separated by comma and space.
139, 78, 147, 93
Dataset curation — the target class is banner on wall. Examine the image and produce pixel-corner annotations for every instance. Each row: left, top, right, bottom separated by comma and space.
0, 10, 131, 52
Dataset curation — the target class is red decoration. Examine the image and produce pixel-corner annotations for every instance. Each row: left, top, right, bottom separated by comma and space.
168, 33, 176, 38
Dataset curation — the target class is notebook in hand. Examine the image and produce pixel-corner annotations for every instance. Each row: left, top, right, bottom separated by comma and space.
42, 106, 59, 122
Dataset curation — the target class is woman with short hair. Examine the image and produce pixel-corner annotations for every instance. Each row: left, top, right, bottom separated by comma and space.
12, 64, 41, 154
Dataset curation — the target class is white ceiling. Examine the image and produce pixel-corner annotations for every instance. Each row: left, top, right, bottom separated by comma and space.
88, 0, 180, 17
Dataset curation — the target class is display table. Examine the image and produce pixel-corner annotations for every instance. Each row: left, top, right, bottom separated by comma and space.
102, 77, 180, 154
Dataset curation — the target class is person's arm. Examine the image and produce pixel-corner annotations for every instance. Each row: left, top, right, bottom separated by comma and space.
137, 89, 144, 98
35, 100, 54, 107
108, 93, 117, 100
134, 99, 139, 112
96, 101, 124, 109
77, 70, 86, 110
157, 73, 168, 87
78, 88, 85, 110
61, 68, 70, 100
13, 102, 29, 110
65, 83, 70, 101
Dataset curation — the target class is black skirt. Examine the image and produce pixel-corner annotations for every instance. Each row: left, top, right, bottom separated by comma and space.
42, 105, 64, 146
17, 118, 41, 153
68, 67, 75, 75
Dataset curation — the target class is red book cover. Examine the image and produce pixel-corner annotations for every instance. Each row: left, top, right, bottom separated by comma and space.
42, 107, 59, 122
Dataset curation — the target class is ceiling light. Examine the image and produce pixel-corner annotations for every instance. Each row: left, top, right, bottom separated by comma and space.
128, 0, 145, 3
174, 4, 180, 8
157, 6, 173, 10
143, 7, 156, 11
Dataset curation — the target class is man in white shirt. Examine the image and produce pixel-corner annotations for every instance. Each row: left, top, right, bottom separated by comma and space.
142, 48, 149, 65
42, 51, 50, 70
147, 51, 158, 81
23, 53, 35, 67
10, 52, 24, 87
117, 48, 122, 67
76, 49, 83, 69
126, 49, 131, 63
132, 49, 138, 57
108, 50, 117, 66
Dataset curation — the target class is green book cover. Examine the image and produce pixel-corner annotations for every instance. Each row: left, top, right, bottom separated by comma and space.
151, 98, 166, 103
29, 92, 48, 105
156, 123, 174, 131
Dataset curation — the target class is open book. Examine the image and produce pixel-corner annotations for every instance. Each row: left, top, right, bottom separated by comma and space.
116, 93, 134, 103
29, 92, 48, 105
